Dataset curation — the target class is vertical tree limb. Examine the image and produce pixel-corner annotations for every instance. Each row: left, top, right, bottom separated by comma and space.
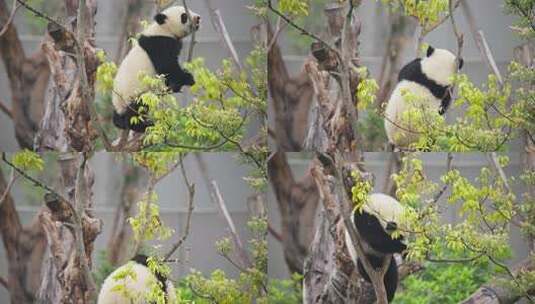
268, 152, 319, 274
0, 0, 50, 149
0, 166, 46, 304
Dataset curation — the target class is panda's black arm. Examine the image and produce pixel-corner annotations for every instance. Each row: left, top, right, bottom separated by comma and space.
139, 35, 195, 92
439, 89, 452, 115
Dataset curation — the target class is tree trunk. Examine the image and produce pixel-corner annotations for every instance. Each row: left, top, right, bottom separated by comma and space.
0, 0, 50, 149
267, 21, 314, 151
37, 153, 102, 304
268, 152, 319, 274
34, 0, 99, 152
0, 168, 47, 304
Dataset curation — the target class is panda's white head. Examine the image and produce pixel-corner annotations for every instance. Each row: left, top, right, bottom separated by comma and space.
147, 5, 201, 39
362, 193, 406, 237
346, 193, 407, 261
421, 45, 463, 87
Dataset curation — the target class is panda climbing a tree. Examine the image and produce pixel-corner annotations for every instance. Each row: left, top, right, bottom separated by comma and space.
112, 5, 201, 133
344, 193, 409, 303
384, 45, 463, 150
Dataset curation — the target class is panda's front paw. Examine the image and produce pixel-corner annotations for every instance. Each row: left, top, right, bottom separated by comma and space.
182, 71, 195, 86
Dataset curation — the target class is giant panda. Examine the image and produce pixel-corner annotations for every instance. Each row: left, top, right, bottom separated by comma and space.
112, 5, 201, 133
344, 193, 408, 303
97, 254, 176, 304
384, 45, 463, 149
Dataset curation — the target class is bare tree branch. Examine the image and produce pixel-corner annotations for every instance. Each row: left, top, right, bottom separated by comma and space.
195, 153, 251, 268
461, 0, 504, 85
203, 0, 242, 69
164, 157, 195, 260
0, 97, 13, 119
0, 0, 19, 37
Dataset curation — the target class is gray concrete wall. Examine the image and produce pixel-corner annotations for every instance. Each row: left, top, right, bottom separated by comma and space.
268, 152, 531, 279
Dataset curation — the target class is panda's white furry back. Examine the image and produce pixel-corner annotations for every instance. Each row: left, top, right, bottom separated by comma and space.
97, 255, 176, 304
112, 5, 200, 133
384, 46, 463, 149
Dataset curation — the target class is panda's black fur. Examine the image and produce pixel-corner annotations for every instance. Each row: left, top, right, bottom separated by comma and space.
345, 193, 408, 302
352, 209, 406, 302
137, 34, 194, 94
112, 6, 199, 133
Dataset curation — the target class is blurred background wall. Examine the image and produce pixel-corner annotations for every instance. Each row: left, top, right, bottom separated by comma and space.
0, 152, 259, 302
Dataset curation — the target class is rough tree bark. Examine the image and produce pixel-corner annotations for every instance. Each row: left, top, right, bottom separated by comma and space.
37, 153, 102, 304
268, 3, 399, 303
302, 3, 362, 153
0, 167, 47, 304
268, 152, 319, 274
34, 0, 99, 152
515, 41, 535, 251
0, 0, 50, 149
303, 155, 382, 304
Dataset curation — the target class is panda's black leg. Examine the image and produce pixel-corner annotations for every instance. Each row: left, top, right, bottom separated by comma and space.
113, 103, 154, 133
113, 110, 130, 130
384, 256, 399, 303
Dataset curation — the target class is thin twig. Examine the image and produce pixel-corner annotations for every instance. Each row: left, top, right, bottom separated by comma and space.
182, 0, 197, 62
164, 157, 195, 260
0, 98, 13, 119
461, 0, 504, 85
1, 152, 66, 201
194, 154, 251, 268
0, 275, 7, 289
487, 152, 512, 193
432, 153, 454, 203
265, 0, 336, 53
487, 254, 535, 303
203, 0, 242, 69
0, 168, 18, 207
15, 0, 68, 33
0, 0, 20, 37
268, 223, 282, 242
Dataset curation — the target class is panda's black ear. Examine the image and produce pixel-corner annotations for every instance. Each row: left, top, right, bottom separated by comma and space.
426, 45, 435, 57
154, 13, 167, 25
458, 58, 464, 70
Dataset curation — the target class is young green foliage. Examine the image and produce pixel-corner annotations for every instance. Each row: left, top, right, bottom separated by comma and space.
380, 0, 449, 31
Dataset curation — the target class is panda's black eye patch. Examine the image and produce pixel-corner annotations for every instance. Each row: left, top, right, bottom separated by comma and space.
181, 13, 188, 24
154, 13, 167, 25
